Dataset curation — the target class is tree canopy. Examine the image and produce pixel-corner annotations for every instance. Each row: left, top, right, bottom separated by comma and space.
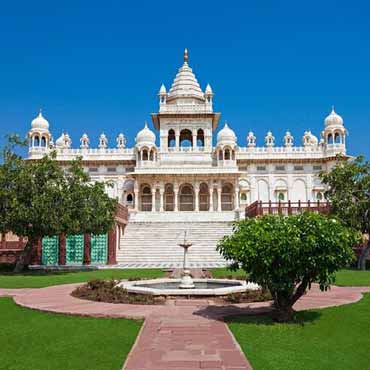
0, 135, 117, 272
320, 156, 370, 269
217, 212, 358, 321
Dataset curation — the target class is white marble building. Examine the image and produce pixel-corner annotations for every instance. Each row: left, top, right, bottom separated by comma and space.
27, 49, 348, 219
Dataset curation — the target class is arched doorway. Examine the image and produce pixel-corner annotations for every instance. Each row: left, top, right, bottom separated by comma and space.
168, 129, 176, 148
221, 183, 233, 211
199, 183, 209, 211
141, 185, 152, 211
164, 183, 174, 211
179, 184, 194, 211
197, 129, 204, 148
179, 129, 193, 148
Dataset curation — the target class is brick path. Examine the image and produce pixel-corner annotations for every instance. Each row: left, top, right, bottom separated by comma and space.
1, 284, 370, 370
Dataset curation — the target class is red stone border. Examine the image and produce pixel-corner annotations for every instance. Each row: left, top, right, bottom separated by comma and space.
1, 284, 370, 370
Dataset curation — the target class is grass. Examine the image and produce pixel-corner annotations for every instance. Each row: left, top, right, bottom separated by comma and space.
211, 268, 370, 286
228, 293, 370, 370
0, 297, 142, 370
335, 269, 370, 286
210, 267, 248, 279
0, 268, 164, 289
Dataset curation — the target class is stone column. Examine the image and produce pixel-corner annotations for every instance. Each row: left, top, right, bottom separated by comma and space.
175, 131, 180, 150
151, 188, 156, 212
192, 133, 197, 150
174, 184, 179, 212
209, 186, 214, 211
234, 187, 240, 210
194, 182, 199, 212
107, 226, 117, 265
83, 233, 91, 265
59, 233, 66, 265
217, 183, 222, 212
134, 183, 139, 211
159, 188, 164, 212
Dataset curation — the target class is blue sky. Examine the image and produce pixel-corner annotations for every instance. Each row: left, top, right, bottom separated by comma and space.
0, 0, 369, 157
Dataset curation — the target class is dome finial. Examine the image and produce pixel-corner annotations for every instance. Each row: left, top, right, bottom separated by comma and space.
184, 48, 188, 63
331, 105, 335, 113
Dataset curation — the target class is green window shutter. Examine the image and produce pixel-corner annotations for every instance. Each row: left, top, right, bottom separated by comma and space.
66, 234, 84, 264
41, 236, 59, 265
91, 234, 107, 264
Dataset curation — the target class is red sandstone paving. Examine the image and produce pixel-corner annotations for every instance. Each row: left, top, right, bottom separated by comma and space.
1, 284, 370, 370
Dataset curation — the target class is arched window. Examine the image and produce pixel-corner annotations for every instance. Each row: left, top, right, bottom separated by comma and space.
142, 149, 148, 161
224, 149, 231, 160
218, 150, 223, 160
278, 192, 285, 201
34, 135, 40, 146
316, 192, 323, 201
240, 193, 247, 201
197, 129, 204, 148
164, 184, 174, 211
179, 184, 194, 211
179, 129, 192, 148
168, 129, 176, 148
199, 183, 209, 211
334, 133, 341, 144
141, 186, 152, 211
149, 150, 154, 161
327, 133, 333, 144
221, 183, 233, 211
41, 136, 46, 147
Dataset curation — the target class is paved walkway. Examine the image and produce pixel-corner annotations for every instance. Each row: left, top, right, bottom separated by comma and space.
1, 284, 370, 370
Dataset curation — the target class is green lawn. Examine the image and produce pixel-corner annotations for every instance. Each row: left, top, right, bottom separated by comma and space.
0, 268, 164, 289
211, 268, 370, 286
228, 293, 370, 370
0, 297, 142, 370
335, 269, 370, 286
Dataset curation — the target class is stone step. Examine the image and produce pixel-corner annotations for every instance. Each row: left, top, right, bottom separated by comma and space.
118, 220, 233, 266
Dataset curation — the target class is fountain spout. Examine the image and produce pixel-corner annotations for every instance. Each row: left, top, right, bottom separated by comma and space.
178, 231, 195, 289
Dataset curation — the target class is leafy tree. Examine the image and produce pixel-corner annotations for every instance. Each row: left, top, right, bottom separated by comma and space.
0, 136, 117, 272
320, 156, 370, 270
217, 212, 358, 322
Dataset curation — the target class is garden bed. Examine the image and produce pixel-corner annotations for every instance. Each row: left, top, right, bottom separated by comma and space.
72, 279, 271, 305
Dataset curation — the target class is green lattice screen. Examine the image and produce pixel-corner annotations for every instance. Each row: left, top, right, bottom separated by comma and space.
41, 236, 59, 265
91, 234, 107, 264
66, 234, 84, 264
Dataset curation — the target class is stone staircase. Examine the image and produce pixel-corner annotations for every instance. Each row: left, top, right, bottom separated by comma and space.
117, 218, 235, 268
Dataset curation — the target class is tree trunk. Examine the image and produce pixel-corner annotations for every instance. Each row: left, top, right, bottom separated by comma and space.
358, 240, 370, 270
14, 238, 37, 273
271, 281, 308, 322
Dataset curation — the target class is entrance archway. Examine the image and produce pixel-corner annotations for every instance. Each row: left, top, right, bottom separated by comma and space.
221, 183, 233, 211
199, 182, 209, 211
179, 184, 194, 211
164, 183, 174, 211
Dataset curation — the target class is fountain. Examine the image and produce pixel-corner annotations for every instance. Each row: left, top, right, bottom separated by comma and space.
118, 231, 260, 296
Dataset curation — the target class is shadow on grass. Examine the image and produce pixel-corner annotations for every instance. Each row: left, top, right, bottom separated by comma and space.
194, 302, 322, 327
226, 310, 322, 327
0, 263, 96, 276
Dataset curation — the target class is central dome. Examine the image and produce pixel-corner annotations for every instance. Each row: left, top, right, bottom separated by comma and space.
167, 49, 205, 102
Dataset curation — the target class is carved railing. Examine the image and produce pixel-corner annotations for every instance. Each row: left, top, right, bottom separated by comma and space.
245, 200, 330, 218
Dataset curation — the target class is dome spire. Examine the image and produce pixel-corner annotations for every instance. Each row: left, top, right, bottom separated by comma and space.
184, 48, 188, 63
